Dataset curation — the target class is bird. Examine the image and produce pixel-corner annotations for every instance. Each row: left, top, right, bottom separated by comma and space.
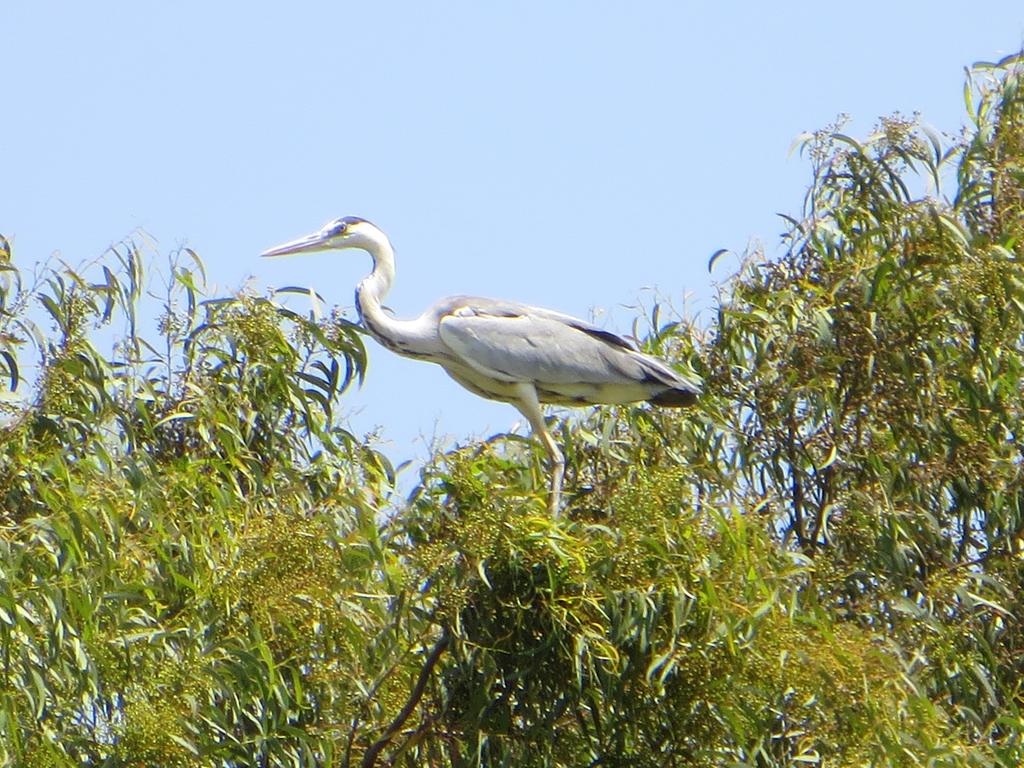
261, 216, 701, 515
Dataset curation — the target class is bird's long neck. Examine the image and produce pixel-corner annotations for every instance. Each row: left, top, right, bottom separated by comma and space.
354, 232, 418, 351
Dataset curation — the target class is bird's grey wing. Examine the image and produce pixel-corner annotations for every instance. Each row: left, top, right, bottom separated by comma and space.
440, 295, 637, 352
437, 305, 675, 386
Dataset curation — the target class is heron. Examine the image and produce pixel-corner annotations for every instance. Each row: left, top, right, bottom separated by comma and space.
261, 216, 701, 515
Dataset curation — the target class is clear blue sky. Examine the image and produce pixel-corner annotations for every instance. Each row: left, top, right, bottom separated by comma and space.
4, 3, 1023, 493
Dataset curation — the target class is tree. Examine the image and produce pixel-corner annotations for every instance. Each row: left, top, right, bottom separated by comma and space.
1, 52, 1022, 767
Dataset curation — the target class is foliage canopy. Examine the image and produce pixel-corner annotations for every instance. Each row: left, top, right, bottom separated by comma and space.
2, 53, 1024, 766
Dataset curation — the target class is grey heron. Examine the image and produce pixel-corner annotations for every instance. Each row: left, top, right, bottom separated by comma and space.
261, 216, 700, 515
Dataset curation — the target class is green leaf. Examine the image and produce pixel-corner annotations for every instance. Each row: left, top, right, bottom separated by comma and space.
708, 248, 731, 274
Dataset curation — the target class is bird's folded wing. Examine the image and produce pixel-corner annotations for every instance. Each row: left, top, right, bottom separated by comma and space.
438, 309, 658, 385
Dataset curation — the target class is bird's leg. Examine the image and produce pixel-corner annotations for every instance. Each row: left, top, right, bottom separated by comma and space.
512, 384, 565, 517
544, 434, 565, 517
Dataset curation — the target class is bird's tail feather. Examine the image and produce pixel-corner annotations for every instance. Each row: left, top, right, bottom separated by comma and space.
648, 388, 699, 408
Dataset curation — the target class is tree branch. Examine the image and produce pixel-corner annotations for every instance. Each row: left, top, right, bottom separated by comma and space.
361, 626, 451, 768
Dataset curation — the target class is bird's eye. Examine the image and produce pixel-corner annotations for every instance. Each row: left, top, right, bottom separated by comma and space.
326, 221, 348, 237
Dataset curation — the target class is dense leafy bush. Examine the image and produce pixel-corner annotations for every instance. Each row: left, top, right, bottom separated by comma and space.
2, 52, 1023, 766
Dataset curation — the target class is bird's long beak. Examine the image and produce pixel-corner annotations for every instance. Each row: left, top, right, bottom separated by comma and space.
260, 230, 332, 258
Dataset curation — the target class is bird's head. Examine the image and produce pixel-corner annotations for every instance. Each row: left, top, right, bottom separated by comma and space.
260, 216, 384, 258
